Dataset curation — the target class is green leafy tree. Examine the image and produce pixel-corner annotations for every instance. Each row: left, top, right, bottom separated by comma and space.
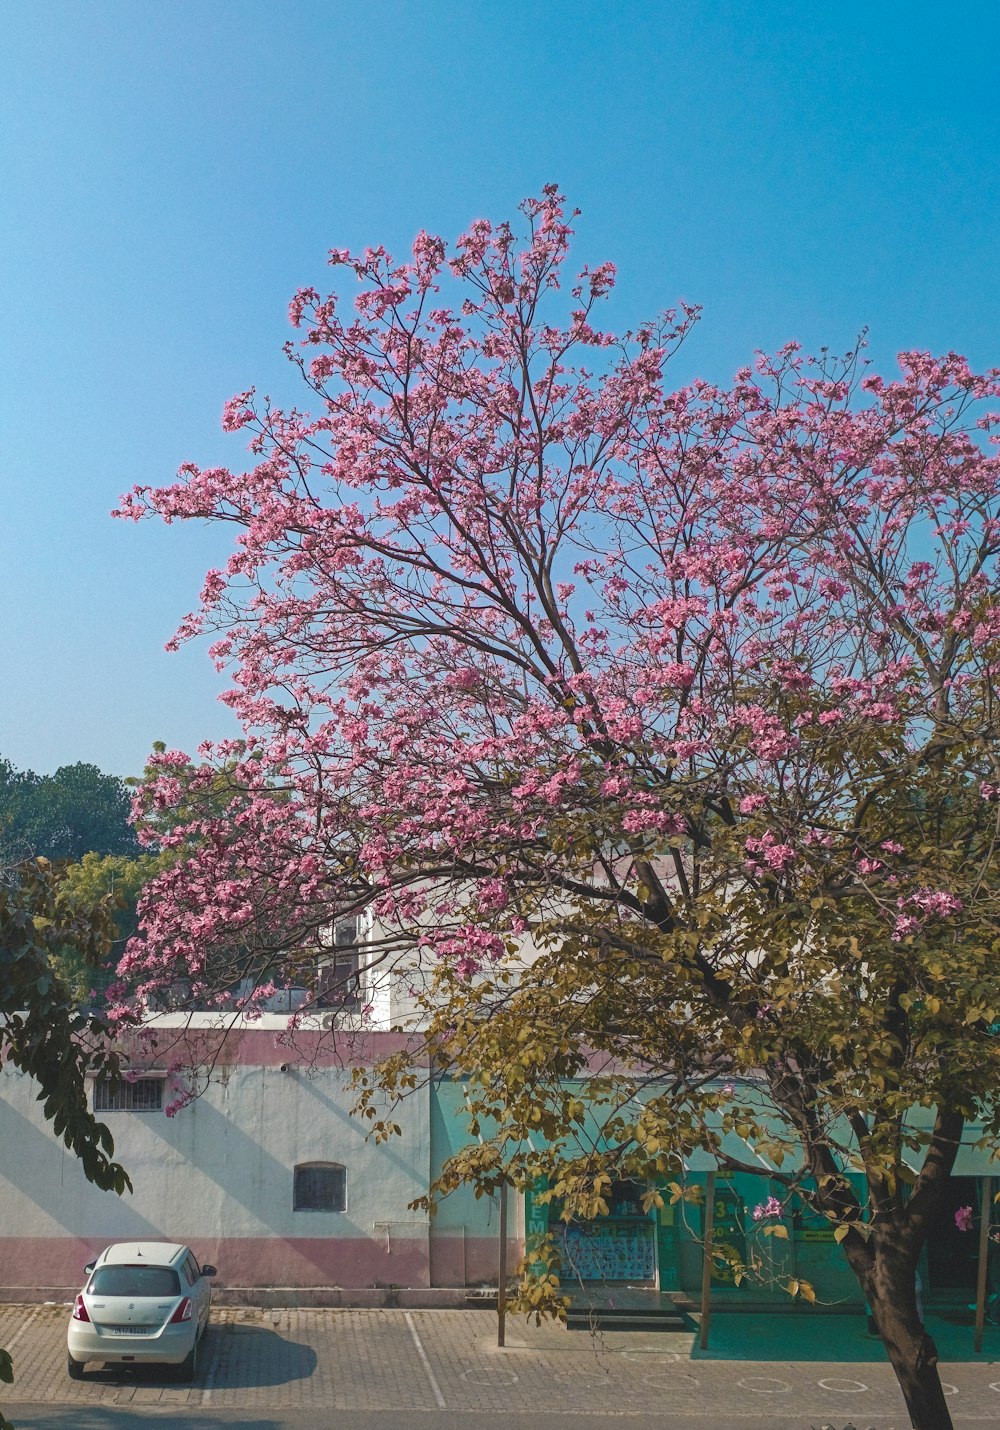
363, 727, 1000, 1388
0, 859, 131, 1426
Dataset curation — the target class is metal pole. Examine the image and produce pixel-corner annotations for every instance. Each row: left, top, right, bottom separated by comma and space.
497, 1176, 508, 1348
975, 1176, 992, 1353
699, 1170, 716, 1352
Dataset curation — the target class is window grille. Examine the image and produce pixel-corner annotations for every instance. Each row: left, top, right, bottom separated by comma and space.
335, 916, 359, 948
94, 1076, 164, 1112
293, 1162, 346, 1212
316, 915, 363, 1009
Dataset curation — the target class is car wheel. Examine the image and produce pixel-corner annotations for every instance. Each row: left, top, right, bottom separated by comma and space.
176, 1338, 198, 1383
67, 1353, 86, 1380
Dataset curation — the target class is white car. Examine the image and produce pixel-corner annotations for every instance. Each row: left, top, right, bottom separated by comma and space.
67, 1241, 217, 1381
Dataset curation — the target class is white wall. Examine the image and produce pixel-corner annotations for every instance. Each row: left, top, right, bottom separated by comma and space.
0, 1049, 434, 1291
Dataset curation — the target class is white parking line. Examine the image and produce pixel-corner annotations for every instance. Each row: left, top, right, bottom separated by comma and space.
4, 1308, 39, 1357
404, 1311, 447, 1409
198, 1322, 222, 1406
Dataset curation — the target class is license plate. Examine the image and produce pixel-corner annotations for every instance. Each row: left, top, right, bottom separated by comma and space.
109, 1326, 153, 1336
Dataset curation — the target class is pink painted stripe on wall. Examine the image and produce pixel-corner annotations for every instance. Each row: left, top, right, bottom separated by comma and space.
112, 1027, 420, 1069
0, 1234, 515, 1291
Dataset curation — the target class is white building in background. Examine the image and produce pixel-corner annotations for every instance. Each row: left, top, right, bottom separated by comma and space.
0, 1021, 509, 1298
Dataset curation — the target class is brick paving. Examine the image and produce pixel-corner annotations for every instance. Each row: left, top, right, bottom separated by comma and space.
4, 1302, 1000, 1423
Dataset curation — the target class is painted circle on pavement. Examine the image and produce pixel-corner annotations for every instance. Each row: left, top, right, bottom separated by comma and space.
460, 1368, 519, 1386
941, 1382, 958, 1395
620, 1350, 685, 1362
735, 1375, 791, 1394
817, 1377, 868, 1392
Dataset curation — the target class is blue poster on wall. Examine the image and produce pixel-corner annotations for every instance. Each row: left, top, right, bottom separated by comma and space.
558, 1220, 656, 1283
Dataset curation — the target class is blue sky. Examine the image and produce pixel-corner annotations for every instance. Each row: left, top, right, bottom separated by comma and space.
2, 0, 998, 777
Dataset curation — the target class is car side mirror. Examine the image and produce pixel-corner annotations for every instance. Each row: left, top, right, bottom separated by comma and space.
83, 1262, 95, 1276
201, 1264, 217, 1278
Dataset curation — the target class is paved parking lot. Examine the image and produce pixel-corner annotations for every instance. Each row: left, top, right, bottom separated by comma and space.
5, 1303, 1000, 1424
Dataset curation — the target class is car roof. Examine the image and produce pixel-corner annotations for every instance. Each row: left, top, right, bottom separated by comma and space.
96, 1242, 189, 1267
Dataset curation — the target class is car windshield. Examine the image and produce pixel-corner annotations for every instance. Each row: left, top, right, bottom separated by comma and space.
88, 1266, 181, 1298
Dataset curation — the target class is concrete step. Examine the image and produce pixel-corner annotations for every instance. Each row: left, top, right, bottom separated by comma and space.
566, 1305, 692, 1332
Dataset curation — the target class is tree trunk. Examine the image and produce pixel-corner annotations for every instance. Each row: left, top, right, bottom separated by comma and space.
871, 1293, 952, 1429
849, 1233, 953, 1430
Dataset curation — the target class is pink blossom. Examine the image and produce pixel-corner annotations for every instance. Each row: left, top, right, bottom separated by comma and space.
745, 833, 796, 872
909, 889, 963, 918
739, 794, 767, 814
221, 389, 256, 432
108, 188, 1000, 1070
621, 807, 685, 836
751, 1196, 783, 1221
659, 662, 695, 688
955, 1205, 974, 1233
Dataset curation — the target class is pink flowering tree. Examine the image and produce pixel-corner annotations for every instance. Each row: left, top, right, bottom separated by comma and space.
117, 190, 1000, 1430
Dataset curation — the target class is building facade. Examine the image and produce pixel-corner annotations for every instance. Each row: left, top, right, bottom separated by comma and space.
2, 1017, 996, 1314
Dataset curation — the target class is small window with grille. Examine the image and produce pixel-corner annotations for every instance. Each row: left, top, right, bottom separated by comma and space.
293, 1162, 346, 1212
94, 1076, 164, 1112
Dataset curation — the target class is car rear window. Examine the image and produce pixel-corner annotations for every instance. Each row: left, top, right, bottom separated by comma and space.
89, 1266, 181, 1297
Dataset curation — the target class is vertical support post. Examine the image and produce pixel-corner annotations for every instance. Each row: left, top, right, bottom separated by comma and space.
975, 1175, 992, 1353
699, 1170, 716, 1352
652, 1193, 661, 1292
497, 1176, 508, 1348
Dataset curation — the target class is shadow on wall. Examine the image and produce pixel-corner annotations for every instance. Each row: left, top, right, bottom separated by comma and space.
140, 1087, 429, 1287
144, 1074, 427, 1238
147, 1087, 306, 1237
0, 1097, 161, 1240
295, 1069, 426, 1183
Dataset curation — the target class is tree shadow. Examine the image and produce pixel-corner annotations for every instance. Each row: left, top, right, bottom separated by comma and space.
7, 1412, 283, 1430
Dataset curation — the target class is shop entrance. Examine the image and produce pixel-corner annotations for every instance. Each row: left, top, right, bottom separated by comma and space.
555, 1179, 657, 1285
924, 1175, 980, 1298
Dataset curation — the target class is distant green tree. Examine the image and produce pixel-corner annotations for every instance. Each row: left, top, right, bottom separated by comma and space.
0, 760, 34, 861
0, 759, 140, 863
52, 851, 172, 1001
25, 743, 282, 1009
0, 757, 164, 1004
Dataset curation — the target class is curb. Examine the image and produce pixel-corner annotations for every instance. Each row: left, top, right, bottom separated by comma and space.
0, 1285, 499, 1311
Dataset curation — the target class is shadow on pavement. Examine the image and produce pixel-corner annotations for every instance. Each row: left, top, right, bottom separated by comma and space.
7, 1413, 281, 1430
78, 1324, 318, 1390
207, 1323, 318, 1387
